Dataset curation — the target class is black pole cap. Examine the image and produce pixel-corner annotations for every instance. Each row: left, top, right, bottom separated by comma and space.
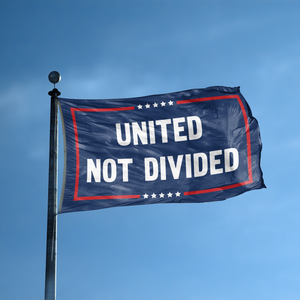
48, 71, 61, 85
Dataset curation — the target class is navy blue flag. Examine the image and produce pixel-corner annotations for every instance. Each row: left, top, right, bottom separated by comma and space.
58, 86, 265, 213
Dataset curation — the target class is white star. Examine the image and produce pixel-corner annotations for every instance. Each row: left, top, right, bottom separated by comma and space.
168, 100, 174, 106
159, 193, 165, 198
175, 191, 181, 197
145, 103, 151, 108
143, 193, 149, 199
161, 101, 166, 107
167, 192, 173, 198
151, 193, 157, 198
137, 104, 143, 109
153, 102, 158, 108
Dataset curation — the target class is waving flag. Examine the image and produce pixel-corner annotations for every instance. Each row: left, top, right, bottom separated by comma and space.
58, 86, 265, 213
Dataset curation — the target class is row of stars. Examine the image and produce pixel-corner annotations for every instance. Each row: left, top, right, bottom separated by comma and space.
137, 100, 174, 109
143, 191, 181, 199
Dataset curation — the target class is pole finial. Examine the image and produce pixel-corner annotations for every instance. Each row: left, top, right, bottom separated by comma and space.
48, 71, 61, 88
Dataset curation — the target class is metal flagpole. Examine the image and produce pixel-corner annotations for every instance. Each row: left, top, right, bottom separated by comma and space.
45, 71, 61, 300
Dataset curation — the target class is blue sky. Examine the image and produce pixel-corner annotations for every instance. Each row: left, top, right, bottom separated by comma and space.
1, 1, 300, 299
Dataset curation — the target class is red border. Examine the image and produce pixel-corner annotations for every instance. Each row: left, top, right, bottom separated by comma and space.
71, 106, 140, 201
70, 95, 253, 201
177, 95, 253, 196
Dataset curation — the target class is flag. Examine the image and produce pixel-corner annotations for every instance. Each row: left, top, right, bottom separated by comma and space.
58, 86, 265, 213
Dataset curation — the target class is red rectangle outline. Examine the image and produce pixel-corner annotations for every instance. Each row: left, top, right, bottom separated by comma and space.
177, 95, 253, 195
71, 95, 253, 201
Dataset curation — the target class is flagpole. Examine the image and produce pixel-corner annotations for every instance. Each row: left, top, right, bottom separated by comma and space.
45, 72, 61, 300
